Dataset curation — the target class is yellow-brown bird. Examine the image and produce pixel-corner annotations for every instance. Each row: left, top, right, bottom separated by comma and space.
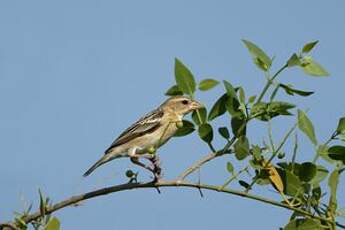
83, 96, 203, 177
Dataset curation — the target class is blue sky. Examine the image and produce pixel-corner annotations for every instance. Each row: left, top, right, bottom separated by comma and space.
0, 0, 344, 229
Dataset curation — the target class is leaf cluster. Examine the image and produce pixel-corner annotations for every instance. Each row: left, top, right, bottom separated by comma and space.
165, 39, 344, 229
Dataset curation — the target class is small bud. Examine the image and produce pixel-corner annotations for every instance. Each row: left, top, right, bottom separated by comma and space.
148, 146, 156, 154
176, 121, 184, 128
125, 170, 134, 178
277, 152, 285, 159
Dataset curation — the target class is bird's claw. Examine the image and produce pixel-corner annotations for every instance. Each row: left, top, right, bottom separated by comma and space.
130, 155, 162, 182
149, 155, 162, 182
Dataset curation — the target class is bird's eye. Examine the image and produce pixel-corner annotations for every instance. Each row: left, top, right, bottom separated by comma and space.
181, 100, 189, 105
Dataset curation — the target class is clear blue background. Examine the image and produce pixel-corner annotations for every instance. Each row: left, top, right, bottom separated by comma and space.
0, 1, 344, 229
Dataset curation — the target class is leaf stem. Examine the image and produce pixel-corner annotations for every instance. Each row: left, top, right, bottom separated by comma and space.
221, 166, 249, 189
246, 121, 298, 192
268, 120, 276, 152
312, 131, 338, 163
256, 63, 288, 103
291, 133, 298, 171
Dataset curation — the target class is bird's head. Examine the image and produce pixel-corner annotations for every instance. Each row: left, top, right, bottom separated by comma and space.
161, 96, 204, 116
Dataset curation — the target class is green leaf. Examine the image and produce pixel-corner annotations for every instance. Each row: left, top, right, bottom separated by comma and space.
44, 217, 60, 230
192, 108, 207, 125
267, 101, 295, 118
208, 94, 228, 121
312, 185, 322, 202
226, 97, 242, 117
234, 136, 250, 160
310, 165, 329, 185
298, 162, 317, 182
277, 168, 303, 197
198, 79, 219, 91
301, 56, 329, 77
165, 85, 183, 96
226, 162, 234, 174
302, 40, 319, 53
248, 95, 257, 104
279, 84, 314, 97
174, 58, 196, 95
287, 53, 302, 67
328, 169, 339, 206
297, 110, 318, 145
218, 127, 230, 139
336, 117, 345, 134
39, 189, 46, 217
252, 145, 262, 160
269, 101, 295, 111
238, 87, 245, 104
231, 116, 246, 137
198, 123, 214, 143
250, 102, 268, 120
238, 180, 250, 189
223, 80, 242, 117
327, 145, 345, 164
284, 218, 322, 230
251, 101, 294, 121
174, 120, 195, 137
223, 80, 237, 99
242, 39, 272, 71
318, 144, 338, 164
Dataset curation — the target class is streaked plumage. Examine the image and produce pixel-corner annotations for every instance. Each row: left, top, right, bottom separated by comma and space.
83, 96, 203, 177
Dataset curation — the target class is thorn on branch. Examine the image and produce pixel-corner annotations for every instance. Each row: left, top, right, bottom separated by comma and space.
198, 187, 204, 198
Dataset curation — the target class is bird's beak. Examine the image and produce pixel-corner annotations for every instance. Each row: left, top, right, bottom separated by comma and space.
190, 100, 204, 110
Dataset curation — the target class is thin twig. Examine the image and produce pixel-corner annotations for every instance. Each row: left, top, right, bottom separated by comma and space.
177, 151, 230, 181
268, 120, 276, 152
312, 130, 337, 163
246, 121, 298, 192
0, 223, 20, 230
256, 64, 288, 104
292, 132, 298, 171
2, 180, 343, 229
220, 166, 249, 190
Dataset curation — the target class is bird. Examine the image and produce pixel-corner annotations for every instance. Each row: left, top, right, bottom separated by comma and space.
83, 95, 203, 177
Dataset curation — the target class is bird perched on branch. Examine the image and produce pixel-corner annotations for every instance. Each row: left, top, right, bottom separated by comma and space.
83, 95, 203, 177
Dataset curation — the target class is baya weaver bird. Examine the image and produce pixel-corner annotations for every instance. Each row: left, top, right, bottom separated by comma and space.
83, 96, 203, 177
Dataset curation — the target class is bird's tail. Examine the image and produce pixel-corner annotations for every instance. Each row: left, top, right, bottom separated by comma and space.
83, 154, 121, 177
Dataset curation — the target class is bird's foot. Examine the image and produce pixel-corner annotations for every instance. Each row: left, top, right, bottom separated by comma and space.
129, 155, 162, 182
130, 157, 154, 173
149, 155, 162, 183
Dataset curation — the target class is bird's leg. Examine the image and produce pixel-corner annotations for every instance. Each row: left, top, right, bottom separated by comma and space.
130, 157, 154, 173
128, 147, 154, 173
128, 147, 162, 182
143, 153, 162, 182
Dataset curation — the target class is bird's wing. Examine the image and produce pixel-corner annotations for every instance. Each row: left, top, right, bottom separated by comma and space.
105, 108, 164, 154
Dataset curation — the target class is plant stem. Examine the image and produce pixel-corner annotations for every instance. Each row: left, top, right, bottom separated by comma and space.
208, 143, 217, 152
256, 63, 288, 103
246, 121, 298, 192
177, 150, 230, 181
312, 131, 337, 163
268, 120, 276, 152
221, 166, 249, 189
291, 133, 298, 171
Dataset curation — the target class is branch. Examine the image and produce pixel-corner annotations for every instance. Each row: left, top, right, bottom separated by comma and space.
1, 180, 343, 229
0, 223, 19, 230
177, 151, 229, 181
177, 136, 237, 181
